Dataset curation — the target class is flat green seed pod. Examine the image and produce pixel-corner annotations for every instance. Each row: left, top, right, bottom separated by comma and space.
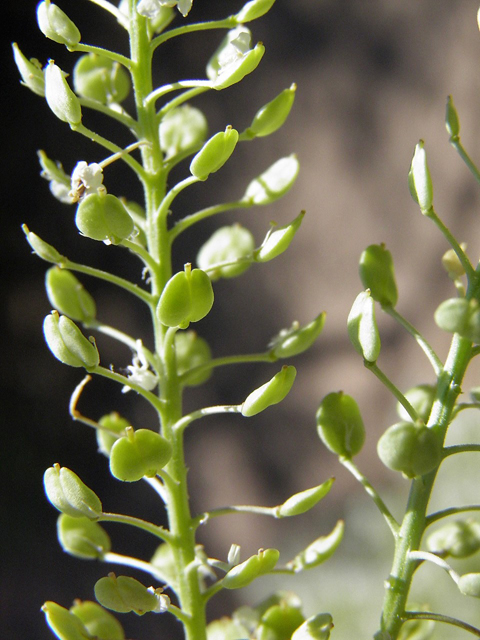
70, 601, 125, 640
109, 429, 172, 482
316, 392, 365, 458
42, 601, 92, 640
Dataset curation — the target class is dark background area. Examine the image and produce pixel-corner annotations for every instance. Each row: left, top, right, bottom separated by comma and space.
4, 1, 480, 638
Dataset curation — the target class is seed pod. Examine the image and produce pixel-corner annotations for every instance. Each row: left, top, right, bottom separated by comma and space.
206, 618, 250, 639
150, 543, 179, 591
236, 0, 276, 22
458, 573, 480, 598
96, 412, 130, 457
347, 290, 381, 363
316, 392, 365, 458
23, 225, 63, 263
254, 211, 305, 263
44, 464, 103, 519
359, 244, 398, 308
257, 603, 305, 640
426, 519, 480, 558
46, 267, 96, 322
109, 428, 172, 482
70, 601, 125, 640
242, 155, 300, 205
196, 224, 255, 280
94, 574, 160, 615
209, 33, 265, 91
270, 313, 326, 359
75, 192, 134, 244
37, 1, 81, 47
434, 298, 469, 334
223, 548, 280, 589
286, 520, 344, 572
73, 54, 130, 104
409, 141, 433, 213
190, 126, 239, 180
159, 105, 208, 160
157, 264, 214, 329
45, 61, 82, 125
175, 331, 212, 386
44, 311, 100, 369
291, 613, 334, 640
396, 384, 436, 423
275, 478, 334, 518
245, 84, 296, 139
442, 245, 467, 280
377, 422, 441, 478
12, 43, 45, 96
446, 95, 460, 139
242, 365, 296, 417
57, 514, 111, 559
42, 601, 92, 640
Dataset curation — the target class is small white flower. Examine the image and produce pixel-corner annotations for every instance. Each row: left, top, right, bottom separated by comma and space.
147, 587, 170, 613
69, 161, 105, 202
137, 0, 192, 18
122, 340, 158, 393
49, 180, 73, 204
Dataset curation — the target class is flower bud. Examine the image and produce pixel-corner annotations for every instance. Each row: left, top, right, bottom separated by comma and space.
42, 601, 91, 640
207, 27, 265, 91
196, 224, 254, 280
359, 244, 398, 308
44, 464, 103, 519
269, 313, 326, 359
223, 548, 280, 589
434, 297, 480, 343
159, 105, 208, 160
446, 95, 460, 139
236, 0, 276, 23
190, 126, 239, 180
75, 192, 134, 244
12, 43, 45, 96
291, 613, 334, 640
96, 412, 130, 456
44, 311, 100, 369
316, 391, 365, 458
175, 331, 212, 386
57, 514, 111, 560
275, 478, 334, 518
286, 520, 344, 572
109, 428, 172, 482
94, 574, 161, 614
37, 1, 81, 47
23, 224, 63, 263
38, 150, 72, 204
377, 422, 441, 478
46, 267, 96, 322
242, 155, 299, 205
409, 141, 433, 213
254, 211, 305, 263
427, 519, 480, 559
241, 365, 296, 417
442, 245, 467, 280
69, 601, 125, 640
347, 290, 381, 362
244, 84, 296, 139
458, 573, 480, 598
45, 61, 82, 125
157, 264, 214, 329
73, 53, 130, 104
257, 603, 305, 640
396, 384, 436, 423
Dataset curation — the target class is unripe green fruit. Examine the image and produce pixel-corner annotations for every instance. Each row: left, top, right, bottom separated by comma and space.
212, 43, 265, 91
347, 290, 381, 362
190, 126, 238, 180
44, 464, 103, 519
159, 104, 207, 160
196, 224, 254, 280
206, 618, 250, 639
275, 478, 334, 518
377, 422, 441, 478
359, 244, 398, 307
76, 192, 134, 244
42, 601, 91, 640
13, 43, 45, 96
316, 392, 365, 458
434, 297, 480, 343
287, 520, 344, 572
291, 614, 333, 640
157, 264, 214, 329
223, 548, 280, 589
94, 574, 160, 614
242, 155, 299, 205
109, 428, 172, 482
446, 95, 460, 138
44, 312, 99, 369
442, 246, 466, 280
73, 53, 130, 104
254, 211, 305, 263
246, 83, 296, 138
96, 412, 130, 457
37, 1, 81, 47
242, 365, 296, 417
46, 267, 96, 322
23, 225, 63, 263
57, 514, 111, 559
409, 140, 433, 213
175, 331, 212, 386
257, 603, 305, 640
458, 573, 480, 598
396, 384, 436, 423
236, 0, 276, 23
70, 601, 125, 640
270, 313, 326, 359
426, 519, 480, 558
45, 61, 82, 125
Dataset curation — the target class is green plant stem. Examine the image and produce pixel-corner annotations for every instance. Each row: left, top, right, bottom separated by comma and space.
145, 80, 212, 109
404, 611, 480, 637
364, 361, 419, 423
442, 444, 480, 458
103, 551, 166, 581
151, 17, 237, 51
92, 365, 164, 412
179, 351, 276, 385
449, 135, 480, 189
156, 86, 210, 122
77, 97, 137, 129
426, 504, 480, 527
70, 42, 132, 70
169, 200, 253, 242
100, 512, 171, 541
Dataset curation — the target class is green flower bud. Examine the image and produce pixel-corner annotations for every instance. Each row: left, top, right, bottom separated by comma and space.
242, 365, 296, 417
442, 245, 467, 280
73, 54, 130, 104
12, 43, 45, 96
45, 61, 82, 125
236, 0, 276, 23
190, 126, 239, 180
38, 150, 71, 196
109, 428, 172, 482
458, 573, 480, 598
359, 244, 398, 308
76, 192, 134, 244
435, 297, 480, 343
347, 290, 381, 362
175, 331, 212, 386
37, 1, 81, 47
206, 617, 250, 639
44, 311, 100, 369
426, 519, 480, 558
57, 514, 111, 559
157, 264, 214, 329
70, 601, 125, 640
197, 224, 254, 280
46, 267, 96, 322
269, 313, 326, 359
97, 413, 131, 457
257, 603, 305, 640
446, 95, 460, 139
242, 155, 300, 205
286, 520, 344, 572
291, 614, 334, 640
409, 141, 433, 213
275, 478, 334, 518
44, 464, 103, 519
23, 224, 63, 263
244, 84, 296, 139
159, 105, 208, 160
223, 548, 280, 589
94, 574, 162, 615
377, 422, 441, 478
42, 601, 92, 640
207, 26, 265, 91
316, 391, 365, 458
254, 211, 305, 263
396, 384, 436, 423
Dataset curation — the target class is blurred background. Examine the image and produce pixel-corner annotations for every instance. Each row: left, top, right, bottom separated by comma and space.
4, 0, 480, 638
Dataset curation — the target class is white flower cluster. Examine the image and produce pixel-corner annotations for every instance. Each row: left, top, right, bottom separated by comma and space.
69, 161, 105, 202
122, 340, 158, 393
137, 0, 192, 19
